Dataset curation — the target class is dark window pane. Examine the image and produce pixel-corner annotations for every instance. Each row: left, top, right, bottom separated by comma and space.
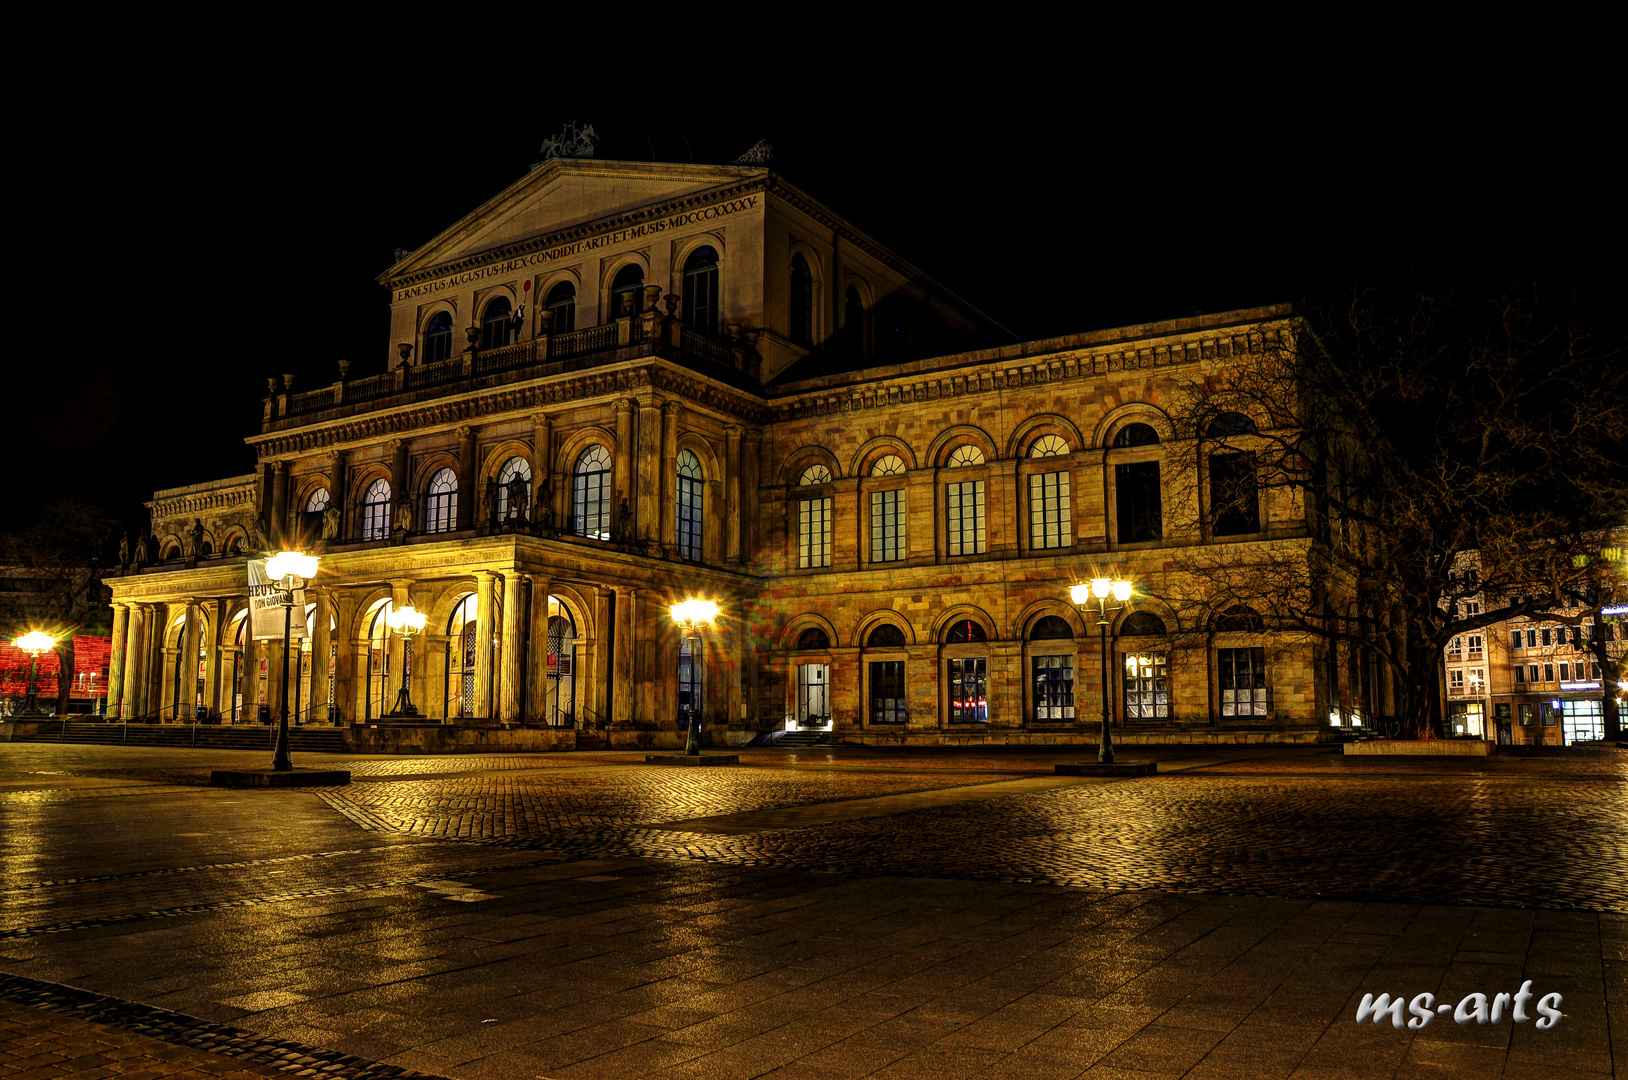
870, 661, 907, 723
1116, 461, 1162, 542
1210, 453, 1259, 535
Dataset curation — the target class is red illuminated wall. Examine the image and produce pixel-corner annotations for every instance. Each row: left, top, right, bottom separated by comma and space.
0, 636, 112, 699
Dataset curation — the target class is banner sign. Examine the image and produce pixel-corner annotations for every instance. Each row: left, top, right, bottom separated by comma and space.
247, 559, 307, 642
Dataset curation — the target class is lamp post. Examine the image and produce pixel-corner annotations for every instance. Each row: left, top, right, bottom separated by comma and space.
13, 631, 57, 717
264, 551, 320, 771
1071, 577, 1134, 764
669, 599, 719, 756
385, 602, 427, 718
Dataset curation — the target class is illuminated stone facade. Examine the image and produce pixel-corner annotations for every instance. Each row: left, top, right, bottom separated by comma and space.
105, 159, 1354, 747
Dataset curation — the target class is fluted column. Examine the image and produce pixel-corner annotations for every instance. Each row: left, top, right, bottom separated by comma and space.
121, 604, 145, 719
107, 603, 129, 717
500, 571, 524, 724
613, 399, 633, 538
474, 570, 496, 718
203, 599, 226, 720
528, 577, 552, 725
659, 401, 679, 556
637, 398, 661, 546
612, 586, 635, 725
180, 600, 201, 720
239, 610, 260, 721
724, 426, 742, 564
455, 427, 475, 531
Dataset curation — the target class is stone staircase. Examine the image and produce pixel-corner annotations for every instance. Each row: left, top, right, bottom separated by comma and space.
13, 721, 346, 753
775, 730, 830, 748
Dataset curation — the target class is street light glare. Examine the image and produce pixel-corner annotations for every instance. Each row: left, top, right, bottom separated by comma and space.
14, 631, 56, 654
1112, 580, 1134, 602
266, 551, 320, 582
1069, 583, 1092, 606
1091, 578, 1112, 599
387, 604, 427, 634
670, 599, 719, 626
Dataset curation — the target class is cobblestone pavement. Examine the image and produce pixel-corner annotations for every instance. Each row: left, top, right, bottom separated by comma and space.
1, 742, 1623, 1078
0, 997, 290, 1078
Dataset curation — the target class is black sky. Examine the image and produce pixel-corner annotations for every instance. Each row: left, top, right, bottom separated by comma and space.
12, 57, 1620, 538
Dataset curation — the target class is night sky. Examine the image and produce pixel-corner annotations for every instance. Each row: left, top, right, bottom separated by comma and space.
13, 75, 1619, 538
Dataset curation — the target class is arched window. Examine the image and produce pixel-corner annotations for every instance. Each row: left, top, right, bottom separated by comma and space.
610, 263, 645, 319
843, 286, 865, 357
424, 468, 458, 534
1207, 412, 1257, 438
795, 627, 830, 651
790, 254, 813, 347
1030, 434, 1070, 457
361, 478, 391, 541
572, 445, 612, 539
1120, 612, 1167, 635
1214, 605, 1264, 632
303, 487, 330, 544
867, 623, 906, 648
444, 594, 477, 720
423, 311, 453, 364
1030, 615, 1074, 640
480, 296, 513, 350
1030, 615, 1075, 722
683, 246, 720, 333
496, 456, 532, 523
543, 596, 577, 727
1113, 423, 1161, 448
796, 463, 832, 568
869, 455, 907, 564
305, 488, 330, 513
945, 445, 986, 556
545, 281, 576, 333
676, 449, 703, 561
945, 619, 987, 644
365, 598, 393, 721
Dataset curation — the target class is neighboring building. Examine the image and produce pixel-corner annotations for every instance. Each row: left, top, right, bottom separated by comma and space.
0, 635, 112, 715
102, 153, 1366, 744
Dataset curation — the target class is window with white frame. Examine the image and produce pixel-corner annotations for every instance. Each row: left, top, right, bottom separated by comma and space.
496, 456, 532, 522
1469, 668, 1484, 693
1449, 669, 1465, 691
870, 489, 905, 562
677, 449, 703, 561
1030, 434, 1069, 458
1218, 647, 1269, 716
572, 445, 612, 539
797, 462, 833, 569
424, 468, 457, 534
361, 479, 391, 541
1123, 651, 1169, 720
1029, 471, 1071, 549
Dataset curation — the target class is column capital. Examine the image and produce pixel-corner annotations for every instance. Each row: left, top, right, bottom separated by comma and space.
724, 423, 744, 437
390, 437, 405, 451
741, 427, 762, 443
456, 425, 473, 439
275, 459, 291, 474
473, 569, 497, 584
661, 399, 681, 417
615, 398, 634, 414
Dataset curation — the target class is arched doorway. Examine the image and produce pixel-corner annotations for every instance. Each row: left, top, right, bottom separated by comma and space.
445, 594, 476, 720
544, 596, 577, 727
365, 598, 392, 722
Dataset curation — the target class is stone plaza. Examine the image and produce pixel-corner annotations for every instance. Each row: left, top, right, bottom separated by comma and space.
1, 741, 1622, 1079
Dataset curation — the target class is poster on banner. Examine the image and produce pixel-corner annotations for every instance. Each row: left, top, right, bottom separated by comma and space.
247, 559, 308, 641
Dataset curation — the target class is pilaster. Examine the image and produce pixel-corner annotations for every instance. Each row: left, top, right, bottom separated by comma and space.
474, 570, 497, 718
527, 576, 552, 724
724, 426, 742, 564
107, 603, 129, 718
659, 400, 679, 556
500, 571, 524, 724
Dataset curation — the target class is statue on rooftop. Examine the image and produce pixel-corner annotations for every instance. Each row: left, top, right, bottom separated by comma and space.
118, 533, 130, 574
539, 122, 599, 163
188, 518, 205, 559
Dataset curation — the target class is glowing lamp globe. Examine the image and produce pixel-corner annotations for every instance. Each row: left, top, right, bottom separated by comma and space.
387, 604, 427, 635
1090, 578, 1112, 599
1111, 580, 1134, 603
15, 631, 56, 655
669, 599, 719, 627
1069, 583, 1091, 606
266, 551, 320, 584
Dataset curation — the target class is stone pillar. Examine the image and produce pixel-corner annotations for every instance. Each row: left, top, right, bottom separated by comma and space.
456, 427, 476, 531
272, 461, 290, 540
202, 599, 225, 720
613, 399, 634, 536
500, 571, 524, 724
180, 600, 201, 720
330, 449, 349, 540
474, 570, 497, 718
390, 439, 409, 519
741, 430, 762, 568
591, 586, 613, 727
637, 399, 661, 545
532, 414, 552, 523
239, 613, 260, 722
659, 401, 679, 555
121, 604, 145, 719
332, 591, 356, 725
528, 577, 552, 725
265, 632, 285, 724
107, 603, 129, 718
724, 426, 742, 564
612, 586, 635, 725
309, 588, 331, 723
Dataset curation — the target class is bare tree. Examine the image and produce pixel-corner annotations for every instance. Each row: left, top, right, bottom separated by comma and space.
1161, 281, 1628, 739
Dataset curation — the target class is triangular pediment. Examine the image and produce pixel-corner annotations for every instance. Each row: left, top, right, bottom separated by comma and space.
385, 160, 763, 282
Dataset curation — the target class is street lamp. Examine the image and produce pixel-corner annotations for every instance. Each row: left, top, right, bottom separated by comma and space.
264, 550, 320, 771
1071, 577, 1134, 764
669, 599, 719, 756
13, 631, 57, 717
385, 602, 427, 718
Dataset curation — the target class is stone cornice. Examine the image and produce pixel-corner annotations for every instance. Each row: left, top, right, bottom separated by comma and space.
247, 362, 769, 458
382, 177, 770, 291
144, 482, 258, 519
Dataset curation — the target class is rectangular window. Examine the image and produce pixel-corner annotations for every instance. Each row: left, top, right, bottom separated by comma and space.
870, 489, 906, 563
1468, 635, 1483, 654
1123, 651, 1169, 720
1528, 664, 1540, 684
1449, 669, 1465, 689
869, 661, 907, 723
1542, 706, 1556, 726
1219, 647, 1269, 716
1590, 661, 1600, 679
796, 664, 829, 727
1519, 702, 1534, 726
1543, 663, 1554, 683
677, 475, 702, 561
1032, 655, 1075, 722
1540, 627, 1552, 647
1558, 662, 1570, 681
1513, 664, 1525, 684
1115, 461, 1162, 543
1209, 452, 1260, 536
948, 658, 988, 723
1511, 630, 1523, 650
798, 497, 832, 569
361, 500, 391, 542
424, 490, 457, 534
1449, 636, 1462, 655
946, 480, 986, 556
1526, 629, 1537, 648
1470, 668, 1484, 692
1029, 471, 1072, 549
